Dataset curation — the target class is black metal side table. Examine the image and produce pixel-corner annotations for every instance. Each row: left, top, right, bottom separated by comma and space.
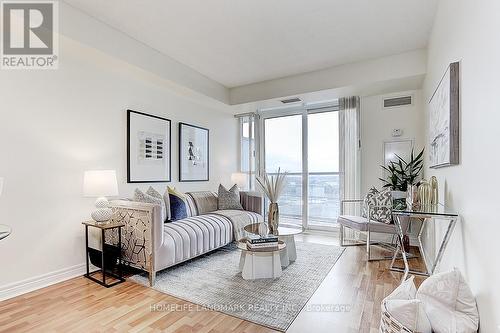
83, 220, 125, 287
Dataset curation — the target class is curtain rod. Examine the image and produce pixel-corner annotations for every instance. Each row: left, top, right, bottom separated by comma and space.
233, 112, 259, 118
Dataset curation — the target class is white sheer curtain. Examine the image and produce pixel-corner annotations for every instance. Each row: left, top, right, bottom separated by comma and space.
237, 113, 260, 190
339, 97, 361, 237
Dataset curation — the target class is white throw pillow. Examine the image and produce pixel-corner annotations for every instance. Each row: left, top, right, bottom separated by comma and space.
384, 299, 432, 333
416, 268, 479, 333
385, 275, 417, 301
382, 276, 432, 333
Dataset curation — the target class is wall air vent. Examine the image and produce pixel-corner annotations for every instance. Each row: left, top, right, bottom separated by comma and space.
383, 95, 412, 108
281, 97, 301, 104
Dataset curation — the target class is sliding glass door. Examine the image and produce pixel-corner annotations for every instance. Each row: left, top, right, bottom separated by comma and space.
264, 115, 303, 227
263, 105, 340, 230
307, 111, 340, 227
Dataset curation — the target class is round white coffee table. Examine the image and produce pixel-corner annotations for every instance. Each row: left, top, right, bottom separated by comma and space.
244, 223, 302, 267
0, 224, 11, 241
237, 240, 286, 280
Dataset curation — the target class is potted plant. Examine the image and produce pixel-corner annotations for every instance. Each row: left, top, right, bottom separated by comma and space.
255, 168, 288, 235
379, 148, 424, 207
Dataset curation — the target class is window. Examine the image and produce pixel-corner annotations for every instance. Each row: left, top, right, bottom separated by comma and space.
239, 116, 256, 190
262, 103, 341, 229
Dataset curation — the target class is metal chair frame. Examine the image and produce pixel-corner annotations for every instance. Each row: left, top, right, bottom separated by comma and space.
339, 200, 412, 261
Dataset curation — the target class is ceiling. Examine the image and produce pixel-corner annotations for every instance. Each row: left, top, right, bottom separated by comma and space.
64, 0, 437, 88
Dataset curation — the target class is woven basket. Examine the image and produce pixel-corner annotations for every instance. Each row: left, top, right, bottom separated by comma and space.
380, 300, 415, 333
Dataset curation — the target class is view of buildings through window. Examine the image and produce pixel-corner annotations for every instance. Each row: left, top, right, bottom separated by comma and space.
264, 111, 340, 227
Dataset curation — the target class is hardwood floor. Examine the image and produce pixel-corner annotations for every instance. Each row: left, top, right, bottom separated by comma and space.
0, 233, 425, 333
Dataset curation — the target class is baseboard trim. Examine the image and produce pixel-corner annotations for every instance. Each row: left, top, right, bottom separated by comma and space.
0, 263, 86, 301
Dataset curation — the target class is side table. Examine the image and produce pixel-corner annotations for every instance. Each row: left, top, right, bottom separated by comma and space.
237, 239, 286, 280
83, 221, 125, 287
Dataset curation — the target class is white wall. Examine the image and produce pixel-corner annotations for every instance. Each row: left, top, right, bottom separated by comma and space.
0, 27, 238, 295
360, 90, 424, 194
423, 0, 500, 331
230, 50, 427, 104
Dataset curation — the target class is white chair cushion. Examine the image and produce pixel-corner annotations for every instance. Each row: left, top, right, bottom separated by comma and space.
416, 268, 479, 333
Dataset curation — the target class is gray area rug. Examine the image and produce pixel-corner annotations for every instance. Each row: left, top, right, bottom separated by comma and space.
130, 241, 344, 332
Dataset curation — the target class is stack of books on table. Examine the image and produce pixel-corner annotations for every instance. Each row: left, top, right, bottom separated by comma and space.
246, 234, 279, 251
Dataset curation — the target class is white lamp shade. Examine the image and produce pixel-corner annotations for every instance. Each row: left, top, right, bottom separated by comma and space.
231, 172, 248, 189
83, 170, 118, 197
0, 177, 3, 197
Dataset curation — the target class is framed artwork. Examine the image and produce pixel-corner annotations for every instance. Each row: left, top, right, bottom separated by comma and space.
127, 110, 171, 183
429, 62, 460, 168
179, 122, 209, 182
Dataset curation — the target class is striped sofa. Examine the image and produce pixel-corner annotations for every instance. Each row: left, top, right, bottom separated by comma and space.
109, 191, 263, 286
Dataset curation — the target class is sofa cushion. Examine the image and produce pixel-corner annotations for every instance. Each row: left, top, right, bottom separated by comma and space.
416, 268, 479, 333
188, 191, 218, 215
168, 187, 188, 221
157, 213, 233, 269
218, 184, 243, 210
338, 215, 397, 233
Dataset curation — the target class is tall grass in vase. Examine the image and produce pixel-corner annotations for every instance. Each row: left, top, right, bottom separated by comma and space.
256, 169, 287, 235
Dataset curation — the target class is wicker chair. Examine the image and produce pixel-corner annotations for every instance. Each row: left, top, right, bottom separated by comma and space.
380, 299, 415, 333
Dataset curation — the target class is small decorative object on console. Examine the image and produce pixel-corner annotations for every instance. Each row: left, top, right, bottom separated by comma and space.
83, 170, 119, 223
430, 176, 439, 204
418, 180, 432, 207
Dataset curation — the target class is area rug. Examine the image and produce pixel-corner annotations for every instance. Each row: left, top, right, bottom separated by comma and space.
130, 241, 344, 332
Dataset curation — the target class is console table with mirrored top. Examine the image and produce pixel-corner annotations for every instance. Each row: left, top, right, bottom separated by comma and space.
390, 204, 459, 281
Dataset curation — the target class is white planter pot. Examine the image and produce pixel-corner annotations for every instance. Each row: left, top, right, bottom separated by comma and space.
391, 190, 407, 200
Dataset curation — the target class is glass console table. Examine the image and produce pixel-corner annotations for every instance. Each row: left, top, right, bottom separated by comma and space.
390, 204, 459, 281
0, 224, 11, 241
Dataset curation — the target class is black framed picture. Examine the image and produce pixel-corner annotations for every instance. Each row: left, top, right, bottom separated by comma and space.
179, 122, 209, 182
127, 110, 171, 183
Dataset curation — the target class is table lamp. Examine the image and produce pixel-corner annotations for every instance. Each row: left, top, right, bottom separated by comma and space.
83, 170, 118, 223
231, 172, 248, 190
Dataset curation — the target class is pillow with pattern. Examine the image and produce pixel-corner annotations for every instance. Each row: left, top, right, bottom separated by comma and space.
146, 186, 167, 222
134, 188, 166, 223
218, 184, 243, 210
362, 187, 393, 224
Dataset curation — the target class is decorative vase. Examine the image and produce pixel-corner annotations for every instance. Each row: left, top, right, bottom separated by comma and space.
391, 190, 407, 210
418, 180, 432, 208
406, 184, 420, 210
268, 202, 279, 235
430, 176, 439, 205
403, 235, 411, 254
257, 222, 269, 237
